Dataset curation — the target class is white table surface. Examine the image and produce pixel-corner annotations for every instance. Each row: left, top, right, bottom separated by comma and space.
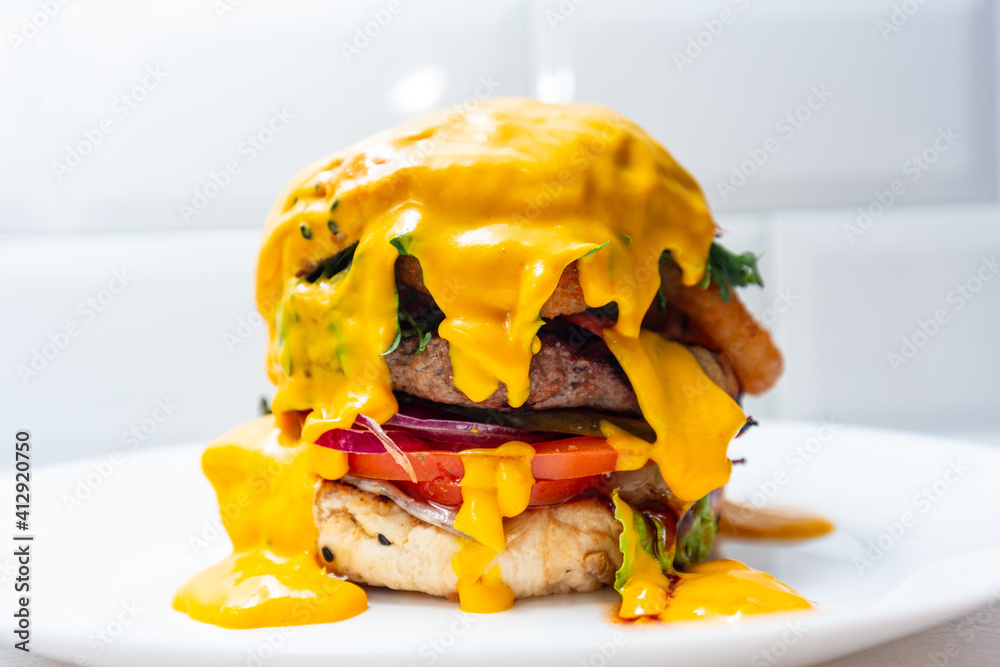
4, 607, 998, 667
4, 430, 998, 667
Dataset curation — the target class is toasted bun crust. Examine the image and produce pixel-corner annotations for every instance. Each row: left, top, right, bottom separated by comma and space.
314, 481, 623, 600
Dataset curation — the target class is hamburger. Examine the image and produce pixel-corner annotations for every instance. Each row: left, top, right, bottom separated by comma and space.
174, 98, 807, 629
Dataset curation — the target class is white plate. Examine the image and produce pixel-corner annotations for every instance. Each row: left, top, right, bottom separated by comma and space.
28, 422, 1000, 667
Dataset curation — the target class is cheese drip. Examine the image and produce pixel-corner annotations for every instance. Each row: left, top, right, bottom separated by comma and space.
399, 228, 592, 406
309, 443, 349, 481
601, 331, 746, 503
452, 539, 515, 614
173, 417, 366, 628
454, 442, 536, 552
451, 442, 535, 612
257, 99, 716, 447
272, 230, 403, 444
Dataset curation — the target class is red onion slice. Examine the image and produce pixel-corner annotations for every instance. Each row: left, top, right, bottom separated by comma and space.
383, 412, 557, 446
315, 428, 430, 453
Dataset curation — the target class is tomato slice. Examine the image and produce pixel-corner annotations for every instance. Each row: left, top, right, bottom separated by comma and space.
531, 437, 616, 480
345, 436, 617, 483
397, 475, 605, 508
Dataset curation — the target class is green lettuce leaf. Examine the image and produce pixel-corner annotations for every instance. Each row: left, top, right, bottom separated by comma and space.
611, 490, 672, 593
675, 495, 718, 568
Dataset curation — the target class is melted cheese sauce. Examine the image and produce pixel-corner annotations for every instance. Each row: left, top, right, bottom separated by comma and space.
719, 500, 835, 540
659, 561, 813, 622
173, 417, 366, 627
179, 99, 813, 628
271, 237, 400, 442
174, 550, 365, 629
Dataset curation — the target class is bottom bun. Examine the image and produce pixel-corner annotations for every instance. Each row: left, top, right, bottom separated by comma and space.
314, 480, 623, 600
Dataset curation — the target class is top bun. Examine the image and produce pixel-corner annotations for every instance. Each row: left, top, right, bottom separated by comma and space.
256, 98, 716, 320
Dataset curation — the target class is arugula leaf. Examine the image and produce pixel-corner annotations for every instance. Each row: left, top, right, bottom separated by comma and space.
581, 240, 610, 258
394, 291, 443, 354
382, 326, 402, 357
302, 243, 440, 355
674, 495, 718, 568
389, 235, 410, 256
661, 241, 764, 303
303, 243, 358, 283
655, 285, 667, 314
699, 242, 764, 303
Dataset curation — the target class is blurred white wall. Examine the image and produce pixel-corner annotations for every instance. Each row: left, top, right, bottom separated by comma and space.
1, 0, 998, 464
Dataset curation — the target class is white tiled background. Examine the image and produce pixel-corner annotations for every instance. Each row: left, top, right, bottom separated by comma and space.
1, 1, 1000, 665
